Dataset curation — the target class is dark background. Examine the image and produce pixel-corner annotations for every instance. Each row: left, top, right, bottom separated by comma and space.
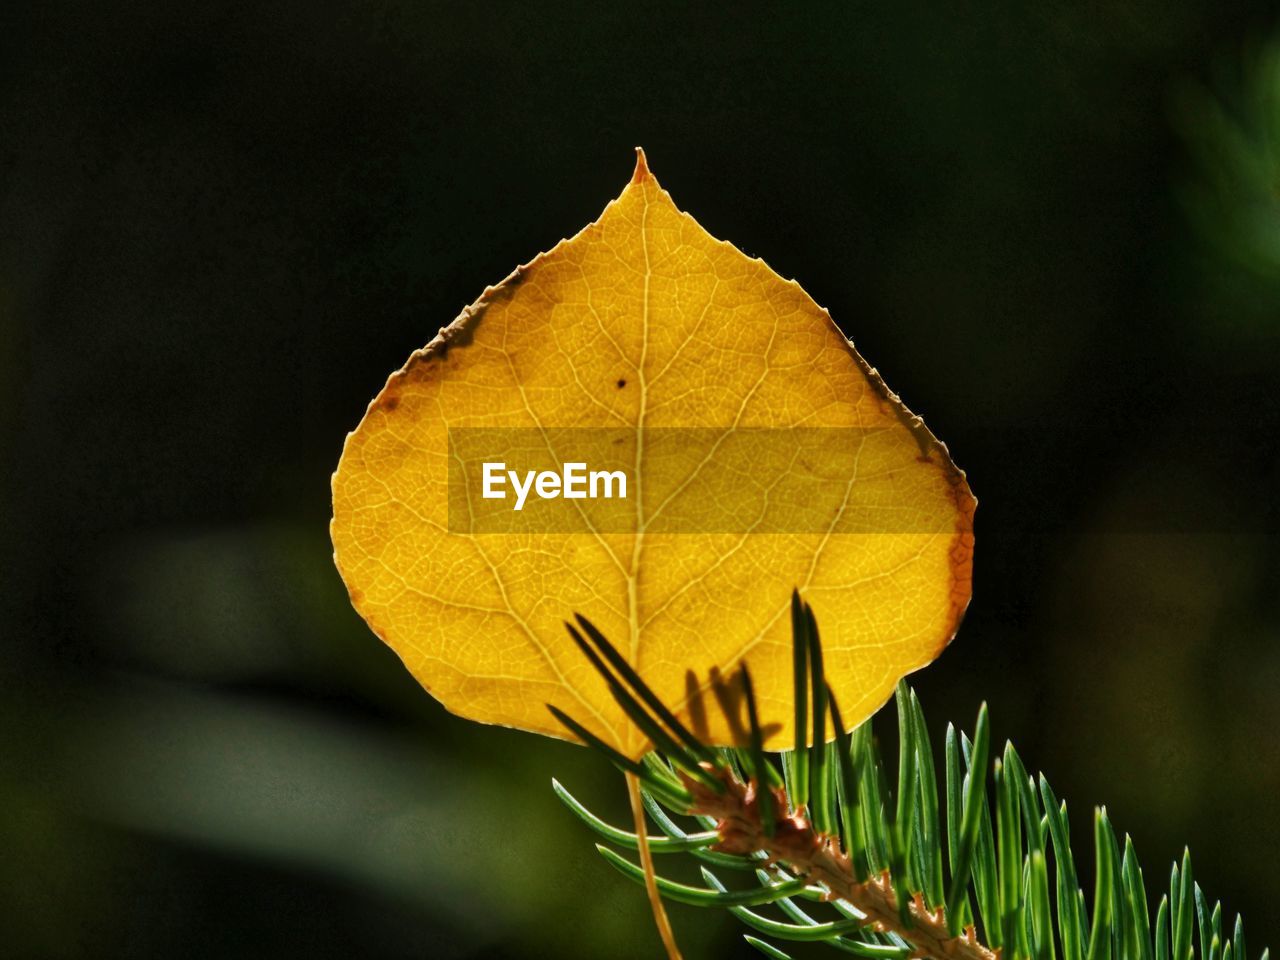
4, 2, 1279, 957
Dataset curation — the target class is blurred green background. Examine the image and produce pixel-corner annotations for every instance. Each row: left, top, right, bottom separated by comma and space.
3, 2, 1279, 957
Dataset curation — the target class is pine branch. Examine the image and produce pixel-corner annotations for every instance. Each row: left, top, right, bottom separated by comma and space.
548, 595, 1268, 960
685, 764, 995, 960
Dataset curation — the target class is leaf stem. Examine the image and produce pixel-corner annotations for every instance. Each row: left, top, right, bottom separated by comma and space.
627, 771, 685, 960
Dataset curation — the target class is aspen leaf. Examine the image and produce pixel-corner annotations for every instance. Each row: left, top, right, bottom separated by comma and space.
331, 150, 975, 756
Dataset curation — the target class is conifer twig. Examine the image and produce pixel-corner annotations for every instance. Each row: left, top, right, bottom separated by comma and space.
552, 601, 1267, 960
685, 765, 996, 960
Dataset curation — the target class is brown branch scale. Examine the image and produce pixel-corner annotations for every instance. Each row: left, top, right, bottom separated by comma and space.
684, 767, 999, 960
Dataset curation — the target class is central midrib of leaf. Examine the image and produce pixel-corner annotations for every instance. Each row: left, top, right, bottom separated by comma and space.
627, 176, 654, 739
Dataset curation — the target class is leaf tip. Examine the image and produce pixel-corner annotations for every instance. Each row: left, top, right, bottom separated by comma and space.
631, 146, 652, 184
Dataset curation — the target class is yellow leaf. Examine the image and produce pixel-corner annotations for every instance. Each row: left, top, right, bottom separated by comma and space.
331, 150, 975, 756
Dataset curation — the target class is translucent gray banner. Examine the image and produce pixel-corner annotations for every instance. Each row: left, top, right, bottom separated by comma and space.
447, 427, 964, 535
